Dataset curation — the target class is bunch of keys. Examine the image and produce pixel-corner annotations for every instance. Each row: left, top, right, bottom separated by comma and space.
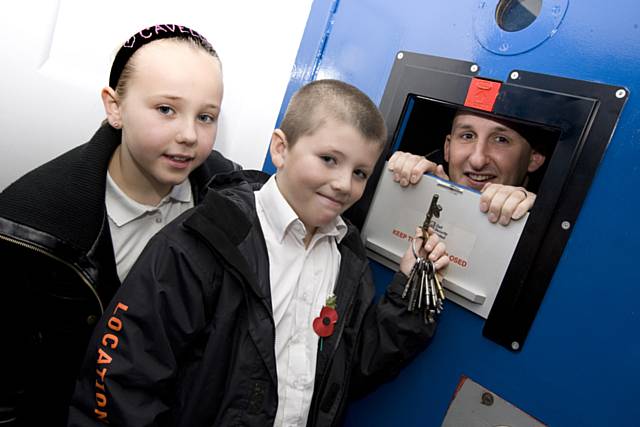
402, 194, 445, 324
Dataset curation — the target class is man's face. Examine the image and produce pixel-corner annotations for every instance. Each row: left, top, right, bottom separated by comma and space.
270, 118, 382, 235
443, 112, 545, 191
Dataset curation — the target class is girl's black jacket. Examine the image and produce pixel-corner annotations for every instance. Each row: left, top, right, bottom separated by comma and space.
68, 170, 437, 427
0, 124, 239, 426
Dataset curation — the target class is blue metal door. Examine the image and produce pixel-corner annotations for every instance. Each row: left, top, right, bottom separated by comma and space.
264, 1, 640, 425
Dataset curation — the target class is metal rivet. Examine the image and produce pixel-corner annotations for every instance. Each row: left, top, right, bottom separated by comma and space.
616, 89, 626, 98
470, 64, 479, 73
561, 221, 571, 230
481, 392, 494, 406
87, 315, 98, 325
397, 52, 404, 60
510, 71, 519, 80
511, 341, 520, 350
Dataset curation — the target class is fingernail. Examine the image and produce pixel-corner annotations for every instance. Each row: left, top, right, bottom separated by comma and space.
400, 179, 408, 186
500, 215, 509, 225
488, 212, 497, 222
480, 202, 488, 212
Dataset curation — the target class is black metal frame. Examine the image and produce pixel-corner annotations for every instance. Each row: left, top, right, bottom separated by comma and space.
345, 51, 628, 351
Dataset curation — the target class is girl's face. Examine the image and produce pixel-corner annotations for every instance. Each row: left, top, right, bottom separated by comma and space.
113, 40, 223, 200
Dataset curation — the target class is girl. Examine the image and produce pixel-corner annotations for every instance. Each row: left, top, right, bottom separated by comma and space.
0, 24, 238, 426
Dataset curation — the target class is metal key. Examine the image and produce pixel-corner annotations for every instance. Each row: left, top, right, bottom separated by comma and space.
421, 194, 442, 234
402, 194, 445, 324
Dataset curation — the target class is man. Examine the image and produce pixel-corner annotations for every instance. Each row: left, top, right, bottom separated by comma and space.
389, 109, 547, 225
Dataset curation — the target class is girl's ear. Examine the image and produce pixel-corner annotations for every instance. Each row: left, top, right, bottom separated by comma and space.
269, 129, 289, 169
101, 87, 122, 128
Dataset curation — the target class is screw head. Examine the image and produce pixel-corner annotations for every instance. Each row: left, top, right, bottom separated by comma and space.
510, 71, 519, 80
616, 89, 626, 98
561, 221, 571, 230
397, 52, 404, 60
481, 392, 494, 406
511, 341, 520, 350
470, 64, 479, 73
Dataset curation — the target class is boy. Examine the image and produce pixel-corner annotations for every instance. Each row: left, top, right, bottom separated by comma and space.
69, 79, 448, 427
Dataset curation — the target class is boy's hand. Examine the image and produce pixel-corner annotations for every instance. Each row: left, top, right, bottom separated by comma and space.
479, 183, 536, 226
388, 151, 448, 187
399, 227, 448, 276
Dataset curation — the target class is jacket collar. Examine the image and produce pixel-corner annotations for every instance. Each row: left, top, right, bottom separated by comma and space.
185, 170, 269, 278
0, 124, 224, 255
0, 124, 120, 253
188, 169, 364, 293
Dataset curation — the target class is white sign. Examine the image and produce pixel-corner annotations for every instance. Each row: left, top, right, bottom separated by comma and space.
362, 166, 528, 318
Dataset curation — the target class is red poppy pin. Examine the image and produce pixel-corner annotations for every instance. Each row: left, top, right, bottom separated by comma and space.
313, 294, 338, 338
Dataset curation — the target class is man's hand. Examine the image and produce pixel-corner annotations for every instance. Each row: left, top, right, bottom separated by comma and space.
480, 184, 536, 226
399, 227, 448, 276
389, 152, 535, 226
388, 151, 448, 187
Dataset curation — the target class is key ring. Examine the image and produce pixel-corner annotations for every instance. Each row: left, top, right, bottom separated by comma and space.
411, 236, 420, 259
411, 228, 426, 259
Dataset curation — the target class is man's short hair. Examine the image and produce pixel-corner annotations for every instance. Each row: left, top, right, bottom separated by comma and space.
280, 79, 387, 146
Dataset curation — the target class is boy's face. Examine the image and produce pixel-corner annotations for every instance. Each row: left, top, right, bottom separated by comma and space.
270, 119, 382, 234
110, 41, 223, 194
444, 112, 545, 191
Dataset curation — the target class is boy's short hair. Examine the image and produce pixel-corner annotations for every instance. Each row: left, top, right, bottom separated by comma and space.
280, 79, 387, 146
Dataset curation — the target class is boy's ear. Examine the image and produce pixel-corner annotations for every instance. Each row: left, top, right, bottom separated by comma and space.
443, 135, 451, 163
101, 87, 122, 128
270, 129, 289, 169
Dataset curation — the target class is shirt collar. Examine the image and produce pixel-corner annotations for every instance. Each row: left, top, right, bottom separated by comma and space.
105, 173, 192, 226
167, 177, 193, 203
255, 175, 347, 244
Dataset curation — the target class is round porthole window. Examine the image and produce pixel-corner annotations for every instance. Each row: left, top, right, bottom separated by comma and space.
473, 0, 568, 55
496, 0, 543, 32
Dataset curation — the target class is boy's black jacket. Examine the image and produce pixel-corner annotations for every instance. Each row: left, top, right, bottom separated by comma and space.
0, 124, 239, 426
68, 170, 437, 427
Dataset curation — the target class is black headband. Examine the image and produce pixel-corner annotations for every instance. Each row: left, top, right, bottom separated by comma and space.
109, 24, 215, 89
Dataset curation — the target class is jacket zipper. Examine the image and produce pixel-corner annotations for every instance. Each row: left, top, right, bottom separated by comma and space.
0, 234, 104, 314
309, 283, 358, 427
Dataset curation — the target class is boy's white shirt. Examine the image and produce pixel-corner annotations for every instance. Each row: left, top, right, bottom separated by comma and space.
255, 175, 347, 427
105, 172, 194, 282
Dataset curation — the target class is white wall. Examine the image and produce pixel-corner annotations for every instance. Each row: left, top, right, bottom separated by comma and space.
0, 0, 312, 189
